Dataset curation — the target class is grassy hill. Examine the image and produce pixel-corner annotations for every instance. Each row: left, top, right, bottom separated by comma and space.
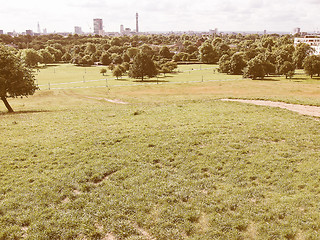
1, 65, 320, 239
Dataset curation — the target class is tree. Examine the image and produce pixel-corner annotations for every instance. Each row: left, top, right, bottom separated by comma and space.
279, 61, 295, 79
40, 49, 55, 65
0, 45, 38, 112
100, 53, 112, 65
126, 47, 139, 59
199, 42, 219, 64
22, 49, 42, 67
61, 52, 72, 63
229, 53, 246, 75
80, 55, 94, 66
45, 46, 63, 62
243, 57, 265, 80
159, 46, 172, 59
218, 55, 231, 73
113, 66, 123, 79
293, 43, 313, 69
303, 55, 320, 78
100, 68, 107, 76
129, 52, 158, 81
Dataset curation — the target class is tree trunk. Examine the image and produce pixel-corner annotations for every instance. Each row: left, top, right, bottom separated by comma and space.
1, 96, 14, 113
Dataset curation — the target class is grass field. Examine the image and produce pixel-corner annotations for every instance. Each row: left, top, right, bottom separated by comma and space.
1, 64, 320, 239
34, 64, 240, 90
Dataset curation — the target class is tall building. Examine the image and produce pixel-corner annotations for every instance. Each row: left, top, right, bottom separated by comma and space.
0, 30, 3, 35
293, 27, 301, 35
120, 24, 124, 34
37, 22, 41, 34
26, 30, 33, 36
93, 18, 103, 35
74, 26, 83, 35
136, 13, 139, 33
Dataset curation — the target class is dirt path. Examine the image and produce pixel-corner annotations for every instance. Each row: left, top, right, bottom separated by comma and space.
85, 96, 129, 104
221, 99, 320, 118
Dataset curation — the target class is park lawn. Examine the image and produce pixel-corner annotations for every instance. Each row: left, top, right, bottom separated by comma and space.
1, 93, 320, 239
35, 64, 242, 90
0, 65, 320, 239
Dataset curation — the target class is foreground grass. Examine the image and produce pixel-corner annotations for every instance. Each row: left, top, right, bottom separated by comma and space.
1, 91, 320, 239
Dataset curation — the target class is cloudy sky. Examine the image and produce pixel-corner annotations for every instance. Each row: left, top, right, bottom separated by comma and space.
2, 0, 320, 33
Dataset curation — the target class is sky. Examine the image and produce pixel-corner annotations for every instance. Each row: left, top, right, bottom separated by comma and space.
1, 0, 320, 34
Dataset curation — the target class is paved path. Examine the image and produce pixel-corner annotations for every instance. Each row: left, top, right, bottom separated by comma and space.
221, 99, 320, 118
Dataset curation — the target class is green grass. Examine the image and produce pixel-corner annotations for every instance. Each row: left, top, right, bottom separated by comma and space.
1, 65, 320, 239
35, 64, 241, 90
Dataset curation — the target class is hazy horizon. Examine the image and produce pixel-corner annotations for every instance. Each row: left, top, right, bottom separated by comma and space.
2, 0, 320, 33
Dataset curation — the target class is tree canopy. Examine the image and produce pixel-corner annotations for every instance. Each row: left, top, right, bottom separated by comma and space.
129, 52, 157, 81
0, 45, 38, 112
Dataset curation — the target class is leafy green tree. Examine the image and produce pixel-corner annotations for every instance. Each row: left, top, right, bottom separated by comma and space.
100, 68, 107, 76
80, 55, 94, 66
139, 44, 154, 57
303, 55, 320, 78
85, 43, 97, 55
126, 47, 139, 59
129, 52, 158, 81
172, 54, 181, 62
22, 49, 42, 67
0, 45, 38, 112
159, 46, 172, 59
121, 62, 130, 71
293, 43, 313, 69
108, 64, 115, 71
111, 54, 123, 64
100, 53, 112, 65
199, 42, 218, 64
45, 46, 63, 62
218, 55, 231, 73
122, 53, 130, 63
243, 57, 265, 80
229, 53, 246, 75
113, 66, 123, 79
279, 61, 295, 79
40, 49, 55, 65
61, 52, 72, 63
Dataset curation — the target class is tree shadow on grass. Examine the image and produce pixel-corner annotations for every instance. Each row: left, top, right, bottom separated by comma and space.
115, 78, 130, 82
37, 64, 60, 70
0, 110, 52, 116
253, 78, 280, 82
133, 80, 169, 83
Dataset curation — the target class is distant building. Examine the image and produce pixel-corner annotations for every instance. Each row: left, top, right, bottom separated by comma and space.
0, 30, 3, 35
43, 28, 47, 34
120, 25, 124, 34
209, 28, 218, 35
93, 18, 103, 35
293, 27, 301, 35
37, 22, 41, 34
136, 13, 139, 33
26, 30, 33, 36
264, 30, 267, 35
74, 26, 83, 35
294, 35, 320, 55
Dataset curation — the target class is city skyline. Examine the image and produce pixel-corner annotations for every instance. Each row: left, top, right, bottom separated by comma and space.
1, 0, 320, 34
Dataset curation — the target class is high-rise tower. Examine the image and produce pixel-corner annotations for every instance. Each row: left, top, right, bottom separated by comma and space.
37, 22, 41, 34
93, 18, 103, 35
136, 13, 139, 33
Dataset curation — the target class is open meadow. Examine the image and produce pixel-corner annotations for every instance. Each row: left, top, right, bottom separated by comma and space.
1, 64, 320, 239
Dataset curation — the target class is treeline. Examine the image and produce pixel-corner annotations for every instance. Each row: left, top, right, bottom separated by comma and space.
0, 33, 318, 79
